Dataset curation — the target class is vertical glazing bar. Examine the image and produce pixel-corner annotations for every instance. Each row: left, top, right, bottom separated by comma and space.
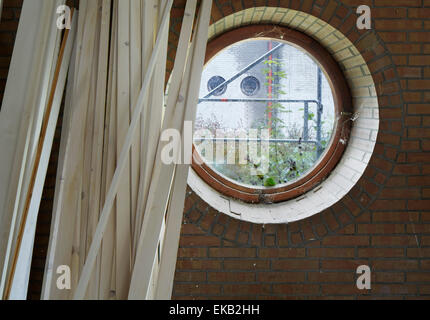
317, 68, 323, 157
303, 102, 309, 141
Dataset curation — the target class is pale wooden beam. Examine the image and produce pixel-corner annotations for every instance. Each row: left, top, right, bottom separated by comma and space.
0, 0, 66, 299
132, 0, 157, 263
129, 0, 142, 263
86, 0, 111, 299
115, 0, 132, 300
40, 0, 100, 300
155, 161, 191, 299
41, 19, 78, 300
98, 0, 118, 300
5, 7, 76, 300
73, 0, 174, 300
128, 0, 212, 300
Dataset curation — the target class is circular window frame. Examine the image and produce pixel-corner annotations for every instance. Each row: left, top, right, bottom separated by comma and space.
192, 24, 353, 204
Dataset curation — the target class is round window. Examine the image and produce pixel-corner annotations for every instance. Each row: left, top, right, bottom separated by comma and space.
193, 25, 352, 204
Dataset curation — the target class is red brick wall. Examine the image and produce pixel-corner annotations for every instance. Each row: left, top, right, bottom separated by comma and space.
0, 0, 429, 300
170, 0, 430, 300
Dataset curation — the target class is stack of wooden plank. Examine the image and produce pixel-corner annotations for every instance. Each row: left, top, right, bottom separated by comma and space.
0, 0, 211, 301
0, 0, 75, 299
37, 0, 213, 300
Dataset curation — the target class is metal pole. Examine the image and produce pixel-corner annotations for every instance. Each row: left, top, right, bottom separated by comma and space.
194, 137, 318, 144
199, 98, 319, 104
317, 68, 323, 157
303, 102, 309, 141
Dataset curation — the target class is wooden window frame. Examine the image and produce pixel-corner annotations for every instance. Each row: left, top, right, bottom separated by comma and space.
192, 24, 353, 204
